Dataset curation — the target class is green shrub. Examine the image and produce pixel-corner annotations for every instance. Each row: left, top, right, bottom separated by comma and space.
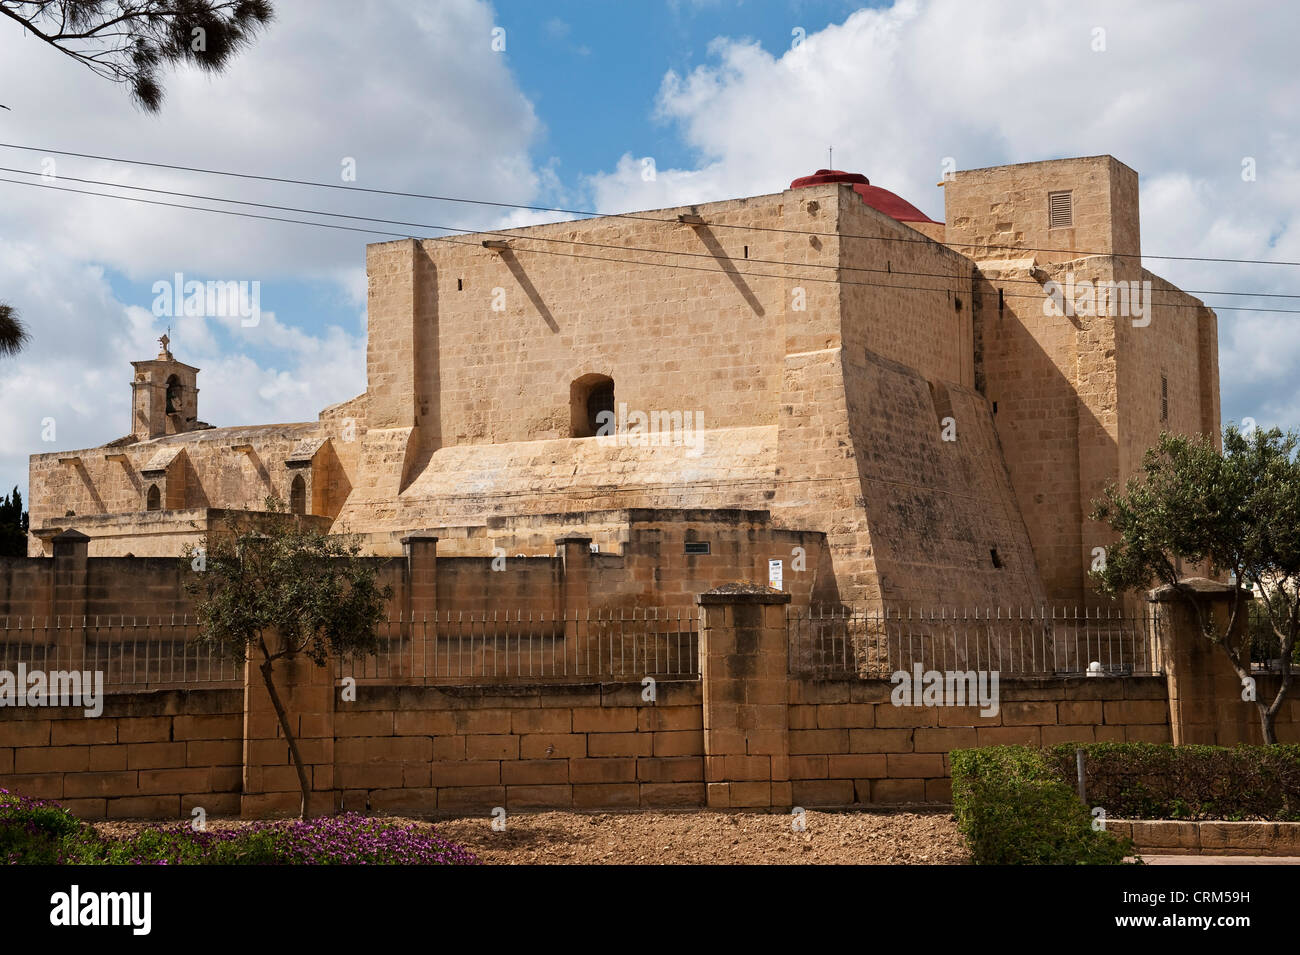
951, 747, 1137, 865
97, 827, 211, 865
1043, 743, 1300, 821
0, 788, 92, 864
205, 828, 286, 865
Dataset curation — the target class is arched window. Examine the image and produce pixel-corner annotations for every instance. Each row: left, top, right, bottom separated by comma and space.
146, 484, 161, 511
165, 375, 182, 415
570, 374, 615, 438
290, 474, 307, 515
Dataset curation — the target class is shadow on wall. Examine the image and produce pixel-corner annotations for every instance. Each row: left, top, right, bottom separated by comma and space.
971, 269, 1117, 606
499, 249, 560, 333
690, 224, 765, 317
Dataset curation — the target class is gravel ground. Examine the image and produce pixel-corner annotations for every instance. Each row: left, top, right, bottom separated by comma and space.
92, 808, 968, 864
432, 808, 968, 865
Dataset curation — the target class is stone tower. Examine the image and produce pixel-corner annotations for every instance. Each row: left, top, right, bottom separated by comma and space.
130, 334, 200, 440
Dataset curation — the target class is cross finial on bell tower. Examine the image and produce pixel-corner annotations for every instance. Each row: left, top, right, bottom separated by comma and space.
157, 328, 172, 360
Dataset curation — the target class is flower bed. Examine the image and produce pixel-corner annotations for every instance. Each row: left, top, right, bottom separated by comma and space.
1, 789, 478, 865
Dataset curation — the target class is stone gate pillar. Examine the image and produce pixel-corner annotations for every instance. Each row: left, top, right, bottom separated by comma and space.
50, 529, 90, 670
1148, 577, 1257, 745
696, 584, 792, 809
557, 536, 592, 677
402, 534, 437, 679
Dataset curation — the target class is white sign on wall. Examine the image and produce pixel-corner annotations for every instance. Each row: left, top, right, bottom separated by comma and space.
768, 559, 784, 591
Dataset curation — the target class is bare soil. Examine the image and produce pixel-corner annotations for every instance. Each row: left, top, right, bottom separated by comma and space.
97, 808, 968, 865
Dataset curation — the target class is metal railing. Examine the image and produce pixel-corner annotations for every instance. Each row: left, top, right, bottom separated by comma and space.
787, 606, 1164, 679
3, 604, 1179, 693
0, 616, 242, 691
337, 608, 700, 684
0, 608, 701, 693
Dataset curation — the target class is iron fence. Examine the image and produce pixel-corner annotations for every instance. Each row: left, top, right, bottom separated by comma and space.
337, 608, 700, 684
3, 604, 1181, 694
0, 616, 242, 690
0, 608, 701, 693
787, 606, 1165, 678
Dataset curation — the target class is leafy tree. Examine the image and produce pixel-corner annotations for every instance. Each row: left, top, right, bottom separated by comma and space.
0, 486, 29, 556
0, 303, 26, 356
183, 499, 391, 818
1091, 425, 1300, 743
0, 0, 274, 111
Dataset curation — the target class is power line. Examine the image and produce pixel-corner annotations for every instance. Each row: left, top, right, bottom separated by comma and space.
2, 163, 1296, 307
4, 173, 1300, 314
0, 176, 410, 238
3, 140, 1300, 269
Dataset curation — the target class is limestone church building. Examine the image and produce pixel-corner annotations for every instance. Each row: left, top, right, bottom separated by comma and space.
25, 155, 1221, 611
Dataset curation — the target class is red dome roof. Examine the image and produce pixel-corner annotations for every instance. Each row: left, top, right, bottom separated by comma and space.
789, 169, 939, 224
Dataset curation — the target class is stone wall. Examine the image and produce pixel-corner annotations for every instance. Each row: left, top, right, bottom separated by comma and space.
332, 681, 705, 814
787, 676, 1171, 806
838, 187, 976, 388
943, 155, 1140, 265
838, 349, 1044, 609
0, 674, 1192, 819
8, 673, 1285, 820
2, 586, 1296, 820
0, 688, 243, 819
0, 510, 835, 623
946, 157, 1219, 605
28, 424, 357, 557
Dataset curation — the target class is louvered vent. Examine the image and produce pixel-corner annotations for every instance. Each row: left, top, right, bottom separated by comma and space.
1160, 374, 1169, 422
1048, 190, 1073, 228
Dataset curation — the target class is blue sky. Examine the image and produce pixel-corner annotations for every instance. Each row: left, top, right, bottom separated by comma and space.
496, 0, 870, 188
2, 0, 1299, 500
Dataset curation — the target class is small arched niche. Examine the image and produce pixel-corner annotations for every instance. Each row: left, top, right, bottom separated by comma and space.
570, 373, 615, 438
289, 474, 307, 515
146, 484, 161, 511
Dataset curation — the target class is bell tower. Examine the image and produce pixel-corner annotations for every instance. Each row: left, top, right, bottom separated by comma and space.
131, 333, 200, 440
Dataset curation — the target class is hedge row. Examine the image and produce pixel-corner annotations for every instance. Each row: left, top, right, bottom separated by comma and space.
1043, 742, 1300, 821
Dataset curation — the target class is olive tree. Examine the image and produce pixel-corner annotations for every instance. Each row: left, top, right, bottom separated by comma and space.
1091, 424, 1300, 743
184, 500, 391, 817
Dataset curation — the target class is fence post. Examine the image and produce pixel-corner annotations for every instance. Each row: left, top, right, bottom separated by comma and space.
696, 584, 792, 810
1075, 747, 1086, 802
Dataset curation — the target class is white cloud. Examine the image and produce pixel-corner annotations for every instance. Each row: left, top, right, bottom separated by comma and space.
586, 0, 1300, 435
0, 0, 541, 278
0, 239, 366, 487
0, 0, 545, 492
